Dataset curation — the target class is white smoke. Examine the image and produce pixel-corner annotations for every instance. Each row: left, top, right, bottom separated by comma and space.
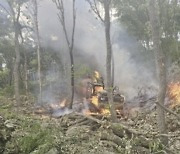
37, 0, 157, 102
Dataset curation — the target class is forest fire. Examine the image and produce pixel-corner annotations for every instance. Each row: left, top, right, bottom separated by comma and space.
84, 71, 111, 116
168, 82, 180, 108
83, 70, 124, 116
34, 71, 124, 117
50, 99, 66, 108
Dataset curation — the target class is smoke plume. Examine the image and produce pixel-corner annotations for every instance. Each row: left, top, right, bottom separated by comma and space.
37, 0, 157, 103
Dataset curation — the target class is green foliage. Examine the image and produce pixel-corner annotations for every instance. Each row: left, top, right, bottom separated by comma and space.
19, 131, 52, 154
16, 120, 59, 154
0, 85, 14, 97
0, 40, 15, 67
0, 98, 57, 153
113, 0, 150, 41
0, 40, 15, 96
0, 69, 9, 88
74, 64, 93, 79
149, 140, 163, 153
0, 68, 14, 97
2, 116, 57, 154
113, 0, 180, 62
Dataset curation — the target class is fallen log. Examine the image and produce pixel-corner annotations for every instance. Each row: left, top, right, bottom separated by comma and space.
154, 101, 180, 121
72, 113, 176, 153
140, 97, 180, 121
100, 131, 125, 147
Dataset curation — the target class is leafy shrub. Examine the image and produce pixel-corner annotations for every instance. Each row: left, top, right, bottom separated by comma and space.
0, 85, 14, 97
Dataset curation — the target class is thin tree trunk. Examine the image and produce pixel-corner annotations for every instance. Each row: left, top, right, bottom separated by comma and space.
24, 51, 28, 96
69, 49, 74, 109
34, 0, 42, 104
173, 0, 179, 57
104, 0, 117, 122
111, 50, 114, 87
8, 64, 13, 86
14, 23, 20, 105
9, 70, 13, 86
68, 0, 76, 109
37, 39, 42, 104
0, 62, 2, 71
53, 0, 76, 109
148, 0, 168, 145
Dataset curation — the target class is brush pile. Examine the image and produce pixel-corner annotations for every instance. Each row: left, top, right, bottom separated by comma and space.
53, 109, 180, 154
0, 96, 180, 154
0, 116, 14, 153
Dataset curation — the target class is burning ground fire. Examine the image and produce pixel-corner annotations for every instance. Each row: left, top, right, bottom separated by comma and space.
50, 98, 67, 108
35, 97, 111, 117
35, 71, 125, 118
168, 82, 180, 108
35, 80, 180, 119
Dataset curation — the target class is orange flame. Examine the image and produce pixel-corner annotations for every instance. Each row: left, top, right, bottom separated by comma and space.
49, 99, 67, 109
168, 82, 180, 108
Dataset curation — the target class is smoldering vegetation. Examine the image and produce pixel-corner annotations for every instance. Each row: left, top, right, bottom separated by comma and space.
35, 0, 157, 105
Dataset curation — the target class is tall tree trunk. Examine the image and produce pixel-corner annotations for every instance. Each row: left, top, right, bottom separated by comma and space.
53, 0, 76, 109
68, 0, 76, 109
173, 0, 179, 57
104, 0, 117, 122
7, 1, 21, 106
34, 0, 42, 104
37, 39, 42, 104
148, 0, 168, 145
13, 22, 20, 105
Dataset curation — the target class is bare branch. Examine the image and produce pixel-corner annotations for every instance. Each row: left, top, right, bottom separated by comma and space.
57, 13, 63, 25
86, 0, 104, 22
154, 100, 180, 121
54, 0, 71, 48
93, 0, 104, 22
143, 97, 180, 122
16, 3, 21, 22
7, 1, 15, 17
70, 0, 76, 51
0, 3, 11, 15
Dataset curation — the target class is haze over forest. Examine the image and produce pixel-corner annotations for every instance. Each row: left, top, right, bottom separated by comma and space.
36, 0, 157, 100
0, 1, 180, 153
